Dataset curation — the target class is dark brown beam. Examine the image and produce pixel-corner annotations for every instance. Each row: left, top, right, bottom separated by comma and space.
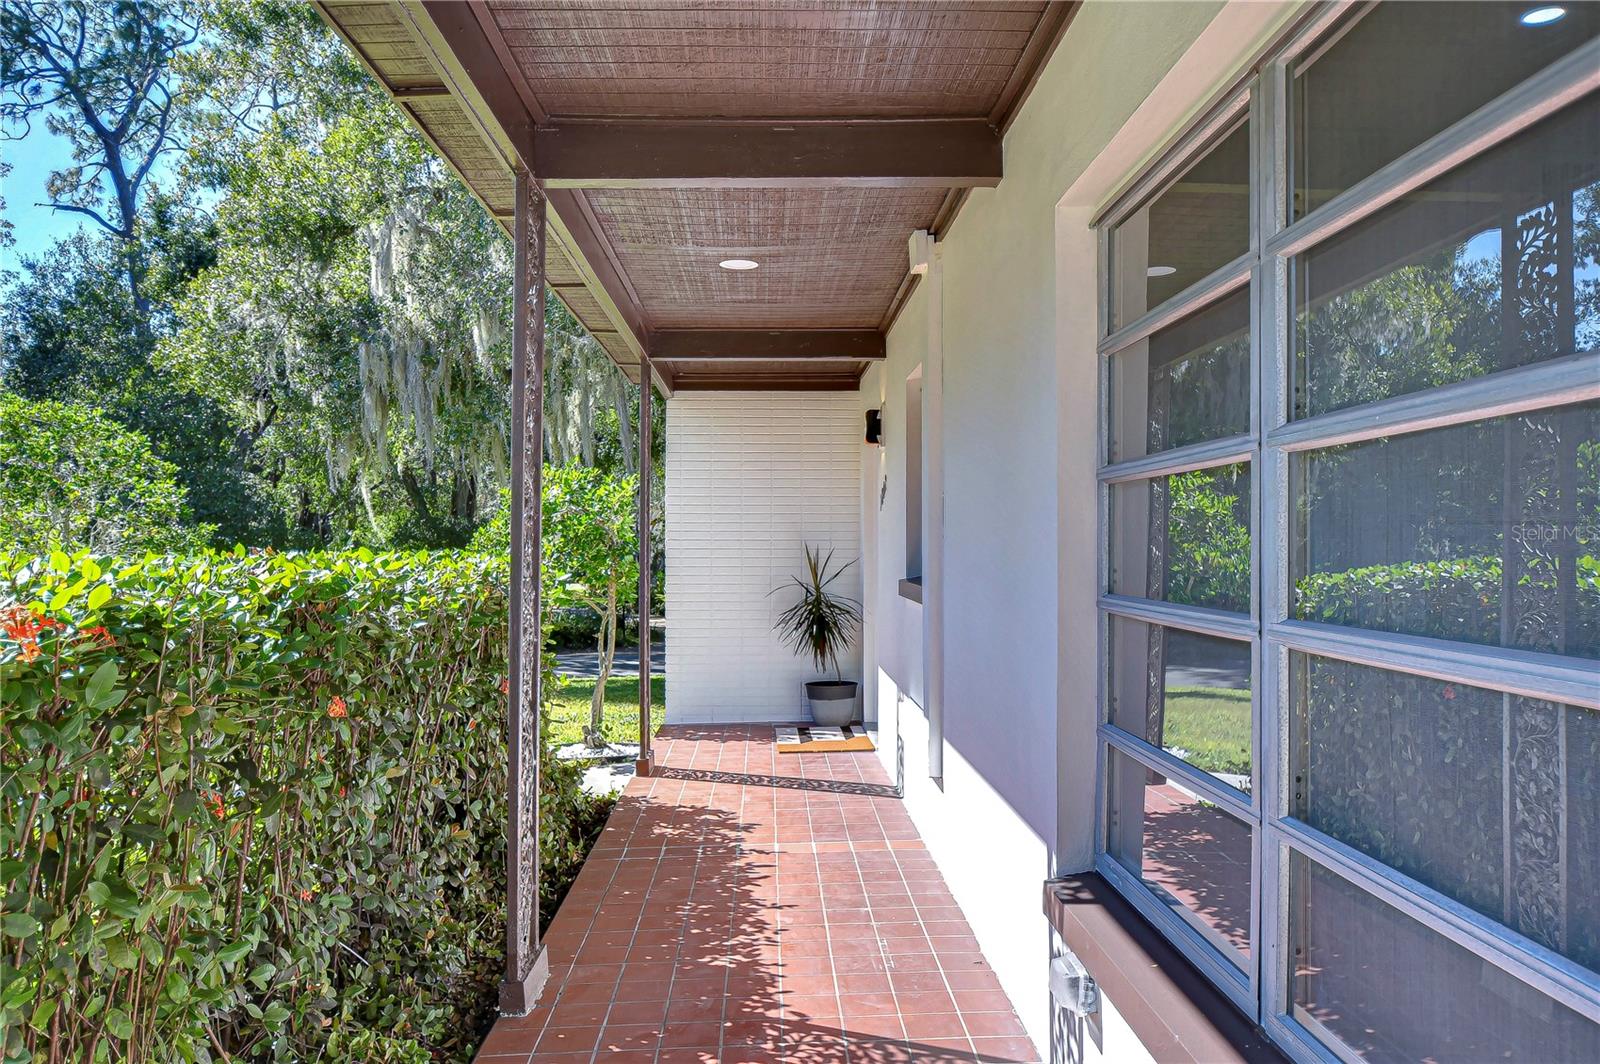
417, 4, 652, 359
390, 84, 452, 99
547, 189, 652, 352
651, 330, 885, 363
418, 1, 537, 164
534, 121, 1002, 189
993, 1, 1081, 133
669, 374, 865, 392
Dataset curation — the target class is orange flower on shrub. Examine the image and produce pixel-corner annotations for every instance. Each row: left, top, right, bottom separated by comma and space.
3, 612, 41, 644
18, 640, 41, 663
204, 791, 226, 819
299, 889, 314, 901
499, 677, 510, 696
327, 696, 348, 718
80, 626, 115, 647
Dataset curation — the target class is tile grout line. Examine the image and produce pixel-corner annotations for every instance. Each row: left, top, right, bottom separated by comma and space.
887, 830, 988, 1062
860, 756, 915, 1058
656, 744, 703, 1064
618, 759, 678, 1064
711, 727, 735, 1059
817, 738, 853, 1058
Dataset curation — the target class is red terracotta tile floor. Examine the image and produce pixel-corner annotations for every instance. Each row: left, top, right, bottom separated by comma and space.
475, 725, 1041, 1064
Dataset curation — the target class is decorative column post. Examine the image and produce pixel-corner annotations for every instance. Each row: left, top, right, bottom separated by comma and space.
636, 353, 655, 778
502, 171, 550, 1015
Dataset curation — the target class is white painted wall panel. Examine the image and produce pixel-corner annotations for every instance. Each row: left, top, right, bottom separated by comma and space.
664, 392, 862, 724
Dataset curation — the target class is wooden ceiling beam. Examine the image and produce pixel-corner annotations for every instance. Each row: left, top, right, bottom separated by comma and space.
651, 330, 885, 363
389, 84, 452, 99
669, 374, 864, 392
533, 121, 1001, 189
416, 1, 654, 364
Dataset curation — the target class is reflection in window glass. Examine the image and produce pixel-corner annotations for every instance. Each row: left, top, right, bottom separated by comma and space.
1291, 401, 1599, 659
1291, 655, 1600, 971
1289, 852, 1600, 1063
1112, 463, 1251, 614
1106, 748, 1252, 966
1111, 120, 1250, 330
1109, 617, 1251, 790
1108, 288, 1251, 463
1293, 96, 1600, 419
1291, 1, 1600, 220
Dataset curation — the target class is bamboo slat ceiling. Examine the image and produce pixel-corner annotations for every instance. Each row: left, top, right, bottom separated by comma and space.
315, 0, 1076, 391
485, 2, 1051, 119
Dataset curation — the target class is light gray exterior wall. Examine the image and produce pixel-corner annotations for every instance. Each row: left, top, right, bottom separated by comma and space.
858, 2, 1299, 1056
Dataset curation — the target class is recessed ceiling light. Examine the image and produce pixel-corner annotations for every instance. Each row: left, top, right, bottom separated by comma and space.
1520, 5, 1566, 24
1147, 265, 1177, 277
719, 258, 760, 271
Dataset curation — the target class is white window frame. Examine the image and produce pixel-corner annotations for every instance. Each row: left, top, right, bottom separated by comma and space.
1092, 4, 1600, 1059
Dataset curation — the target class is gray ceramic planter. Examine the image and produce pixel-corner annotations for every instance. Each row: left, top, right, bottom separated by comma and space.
805, 680, 859, 727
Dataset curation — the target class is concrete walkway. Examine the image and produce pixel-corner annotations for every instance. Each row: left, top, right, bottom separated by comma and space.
474, 725, 1040, 1063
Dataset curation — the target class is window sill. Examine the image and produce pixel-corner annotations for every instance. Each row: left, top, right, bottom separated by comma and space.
898, 578, 923, 604
1043, 874, 1287, 1064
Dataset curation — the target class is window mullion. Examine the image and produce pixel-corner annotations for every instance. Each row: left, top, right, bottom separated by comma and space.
1098, 435, 1254, 484
1267, 39, 1600, 260
1257, 42, 1292, 1042
1270, 619, 1600, 710
1100, 723, 1254, 820
1268, 349, 1600, 452
1097, 254, 1252, 358
1099, 595, 1255, 641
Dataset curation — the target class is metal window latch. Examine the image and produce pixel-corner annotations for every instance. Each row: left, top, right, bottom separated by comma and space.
1050, 950, 1100, 1017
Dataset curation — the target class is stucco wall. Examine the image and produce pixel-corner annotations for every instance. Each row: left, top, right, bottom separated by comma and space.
664, 391, 862, 724
856, 2, 1281, 1057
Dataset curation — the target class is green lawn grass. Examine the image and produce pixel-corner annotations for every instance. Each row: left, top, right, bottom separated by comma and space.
1161, 685, 1251, 778
547, 674, 666, 749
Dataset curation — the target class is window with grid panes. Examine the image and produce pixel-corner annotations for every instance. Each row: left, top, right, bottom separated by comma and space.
1094, 3, 1600, 1060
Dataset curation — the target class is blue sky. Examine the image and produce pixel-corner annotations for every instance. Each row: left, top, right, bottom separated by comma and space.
2, 123, 95, 266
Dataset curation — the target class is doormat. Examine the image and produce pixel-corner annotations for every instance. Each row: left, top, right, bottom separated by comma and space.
775, 725, 875, 753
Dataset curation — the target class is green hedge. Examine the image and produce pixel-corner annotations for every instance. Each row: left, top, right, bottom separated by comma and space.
0, 549, 612, 1064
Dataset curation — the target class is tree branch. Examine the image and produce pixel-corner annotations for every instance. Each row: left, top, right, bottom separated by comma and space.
34, 199, 116, 234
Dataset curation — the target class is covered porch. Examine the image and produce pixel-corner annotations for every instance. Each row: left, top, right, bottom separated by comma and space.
312, 0, 1075, 1043
474, 727, 1038, 1063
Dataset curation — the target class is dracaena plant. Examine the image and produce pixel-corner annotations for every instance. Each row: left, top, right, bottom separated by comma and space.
771, 545, 861, 682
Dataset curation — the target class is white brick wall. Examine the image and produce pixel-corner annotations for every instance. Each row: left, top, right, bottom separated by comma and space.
664, 392, 863, 724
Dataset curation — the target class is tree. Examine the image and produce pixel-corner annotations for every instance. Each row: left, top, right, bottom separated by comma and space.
0, 0, 200, 318
1, 214, 280, 547
0, 392, 211, 554
474, 466, 640, 747
3, 0, 649, 553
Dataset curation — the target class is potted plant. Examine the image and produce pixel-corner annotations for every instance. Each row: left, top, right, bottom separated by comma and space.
772, 545, 862, 726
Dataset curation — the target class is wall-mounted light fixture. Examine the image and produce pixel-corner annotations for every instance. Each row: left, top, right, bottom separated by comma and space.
865, 409, 883, 446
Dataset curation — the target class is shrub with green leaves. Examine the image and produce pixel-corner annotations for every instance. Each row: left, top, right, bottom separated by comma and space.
0, 548, 611, 1063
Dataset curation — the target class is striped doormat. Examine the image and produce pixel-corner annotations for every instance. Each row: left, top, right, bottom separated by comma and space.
775, 724, 875, 753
